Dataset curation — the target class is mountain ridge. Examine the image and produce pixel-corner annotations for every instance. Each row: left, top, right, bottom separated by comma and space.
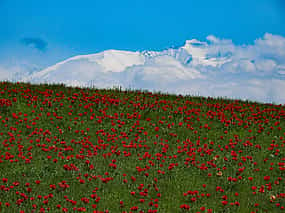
10, 34, 285, 104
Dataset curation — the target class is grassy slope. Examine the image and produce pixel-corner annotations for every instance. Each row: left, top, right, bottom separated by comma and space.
0, 81, 284, 213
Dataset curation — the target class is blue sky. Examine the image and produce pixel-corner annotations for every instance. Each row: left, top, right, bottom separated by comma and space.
1, 0, 285, 67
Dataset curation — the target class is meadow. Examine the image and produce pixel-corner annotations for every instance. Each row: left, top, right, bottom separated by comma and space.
0, 81, 284, 213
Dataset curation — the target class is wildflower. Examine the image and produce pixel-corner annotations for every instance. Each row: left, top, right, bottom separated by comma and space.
216, 171, 223, 176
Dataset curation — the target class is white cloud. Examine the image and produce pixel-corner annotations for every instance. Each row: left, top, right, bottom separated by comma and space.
254, 33, 285, 60
255, 59, 276, 72
0, 61, 41, 82
0, 66, 12, 81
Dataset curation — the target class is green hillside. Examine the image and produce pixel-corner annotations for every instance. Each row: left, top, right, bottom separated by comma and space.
0, 81, 284, 213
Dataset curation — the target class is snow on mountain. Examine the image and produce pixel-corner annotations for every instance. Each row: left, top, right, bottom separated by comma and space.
22, 50, 145, 82
17, 34, 285, 104
181, 39, 232, 67
21, 44, 205, 89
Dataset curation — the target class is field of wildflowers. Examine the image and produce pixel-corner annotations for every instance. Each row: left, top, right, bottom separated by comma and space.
0, 81, 284, 213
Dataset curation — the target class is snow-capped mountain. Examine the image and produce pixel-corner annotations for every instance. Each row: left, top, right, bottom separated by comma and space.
15, 34, 285, 104
21, 43, 207, 89
21, 38, 240, 87
22, 39, 229, 88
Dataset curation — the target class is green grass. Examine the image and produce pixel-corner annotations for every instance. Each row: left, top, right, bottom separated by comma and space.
0, 81, 284, 213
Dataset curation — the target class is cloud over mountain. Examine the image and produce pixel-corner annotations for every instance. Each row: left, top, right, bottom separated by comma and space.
4, 33, 285, 104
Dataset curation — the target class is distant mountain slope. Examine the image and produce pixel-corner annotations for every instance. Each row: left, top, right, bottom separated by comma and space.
22, 39, 230, 87
21, 43, 206, 90
19, 35, 285, 104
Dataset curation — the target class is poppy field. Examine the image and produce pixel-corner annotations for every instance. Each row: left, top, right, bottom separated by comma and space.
0, 81, 284, 213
